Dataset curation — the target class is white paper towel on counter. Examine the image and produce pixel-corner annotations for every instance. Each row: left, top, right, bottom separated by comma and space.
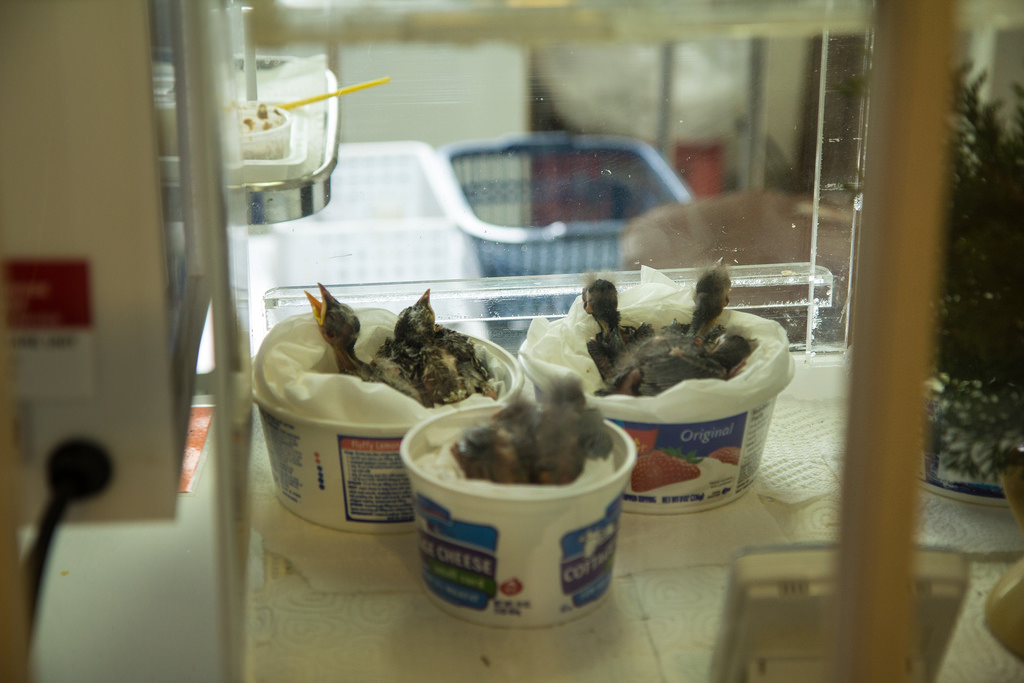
752, 393, 1023, 554
519, 266, 795, 423
253, 311, 517, 428
916, 491, 1023, 554
755, 395, 846, 505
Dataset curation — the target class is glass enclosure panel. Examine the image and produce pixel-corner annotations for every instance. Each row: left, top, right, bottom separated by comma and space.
238, 1, 1024, 681
246, 30, 870, 357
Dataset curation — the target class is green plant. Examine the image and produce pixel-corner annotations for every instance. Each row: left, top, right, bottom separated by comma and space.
933, 68, 1024, 479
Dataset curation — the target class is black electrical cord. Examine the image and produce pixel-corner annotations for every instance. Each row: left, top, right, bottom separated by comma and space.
25, 441, 112, 630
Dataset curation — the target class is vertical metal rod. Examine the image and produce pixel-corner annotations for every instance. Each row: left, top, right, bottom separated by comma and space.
744, 38, 767, 190
656, 42, 675, 165
805, 31, 829, 352
176, 1, 251, 681
328, 44, 344, 149
831, 0, 954, 680
243, 6, 258, 102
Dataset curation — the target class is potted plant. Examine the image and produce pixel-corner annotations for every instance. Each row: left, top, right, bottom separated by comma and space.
927, 67, 1024, 494
929, 66, 1024, 657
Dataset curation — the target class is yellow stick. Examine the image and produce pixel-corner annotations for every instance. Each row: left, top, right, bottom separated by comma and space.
278, 76, 391, 111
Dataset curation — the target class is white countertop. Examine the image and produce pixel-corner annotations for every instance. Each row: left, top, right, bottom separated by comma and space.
23, 357, 1023, 683
27, 358, 1024, 682
244, 360, 1024, 682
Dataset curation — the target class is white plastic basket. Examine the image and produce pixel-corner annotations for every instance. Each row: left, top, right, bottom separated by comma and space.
326, 141, 450, 221
269, 141, 475, 286
249, 141, 478, 347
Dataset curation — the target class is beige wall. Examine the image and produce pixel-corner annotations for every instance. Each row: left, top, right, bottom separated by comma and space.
336, 43, 528, 146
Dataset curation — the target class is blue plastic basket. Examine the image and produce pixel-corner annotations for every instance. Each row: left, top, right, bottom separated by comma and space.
436, 133, 692, 277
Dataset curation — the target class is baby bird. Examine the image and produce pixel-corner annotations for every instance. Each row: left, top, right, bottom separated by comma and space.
601, 329, 753, 396
435, 325, 499, 402
583, 278, 626, 380
707, 333, 753, 377
307, 285, 497, 407
374, 289, 441, 406
602, 330, 722, 396
453, 422, 531, 484
305, 283, 373, 380
532, 377, 612, 484
451, 377, 610, 485
374, 289, 498, 407
307, 283, 424, 401
583, 277, 653, 381
453, 399, 535, 484
594, 266, 749, 396
689, 263, 732, 339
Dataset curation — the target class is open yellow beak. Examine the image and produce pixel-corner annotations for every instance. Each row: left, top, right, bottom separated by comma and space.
305, 287, 325, 326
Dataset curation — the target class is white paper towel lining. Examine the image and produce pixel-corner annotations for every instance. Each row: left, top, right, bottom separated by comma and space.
519, 266, 796, 423
253, 309, 516, 428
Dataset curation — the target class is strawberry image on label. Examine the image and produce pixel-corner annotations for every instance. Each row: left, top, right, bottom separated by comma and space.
706, 446, 741, 466
629, 449, 702, 492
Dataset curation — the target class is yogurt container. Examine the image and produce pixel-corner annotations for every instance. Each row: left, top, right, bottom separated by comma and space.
919, 398, 1007, 506
920, 447, 1006, 506
400, 405, 636, 627
917, 381, 1010, 506
520, 266, 794, 514
254, 311, 524, 532
607, 398, 779, 513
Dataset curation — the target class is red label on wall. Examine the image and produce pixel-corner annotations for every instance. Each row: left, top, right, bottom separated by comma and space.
3, 260, 91, 329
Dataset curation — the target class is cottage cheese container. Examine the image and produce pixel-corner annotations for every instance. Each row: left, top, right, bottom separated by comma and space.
400, 405, 636, 627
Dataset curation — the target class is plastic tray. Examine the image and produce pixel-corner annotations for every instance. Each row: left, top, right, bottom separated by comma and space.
249, 141, 476, 347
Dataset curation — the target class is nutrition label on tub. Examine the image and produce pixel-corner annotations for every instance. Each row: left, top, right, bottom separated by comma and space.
338, 436, 415, 524
260, 409, 304, 503
736, 401, 774, 493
